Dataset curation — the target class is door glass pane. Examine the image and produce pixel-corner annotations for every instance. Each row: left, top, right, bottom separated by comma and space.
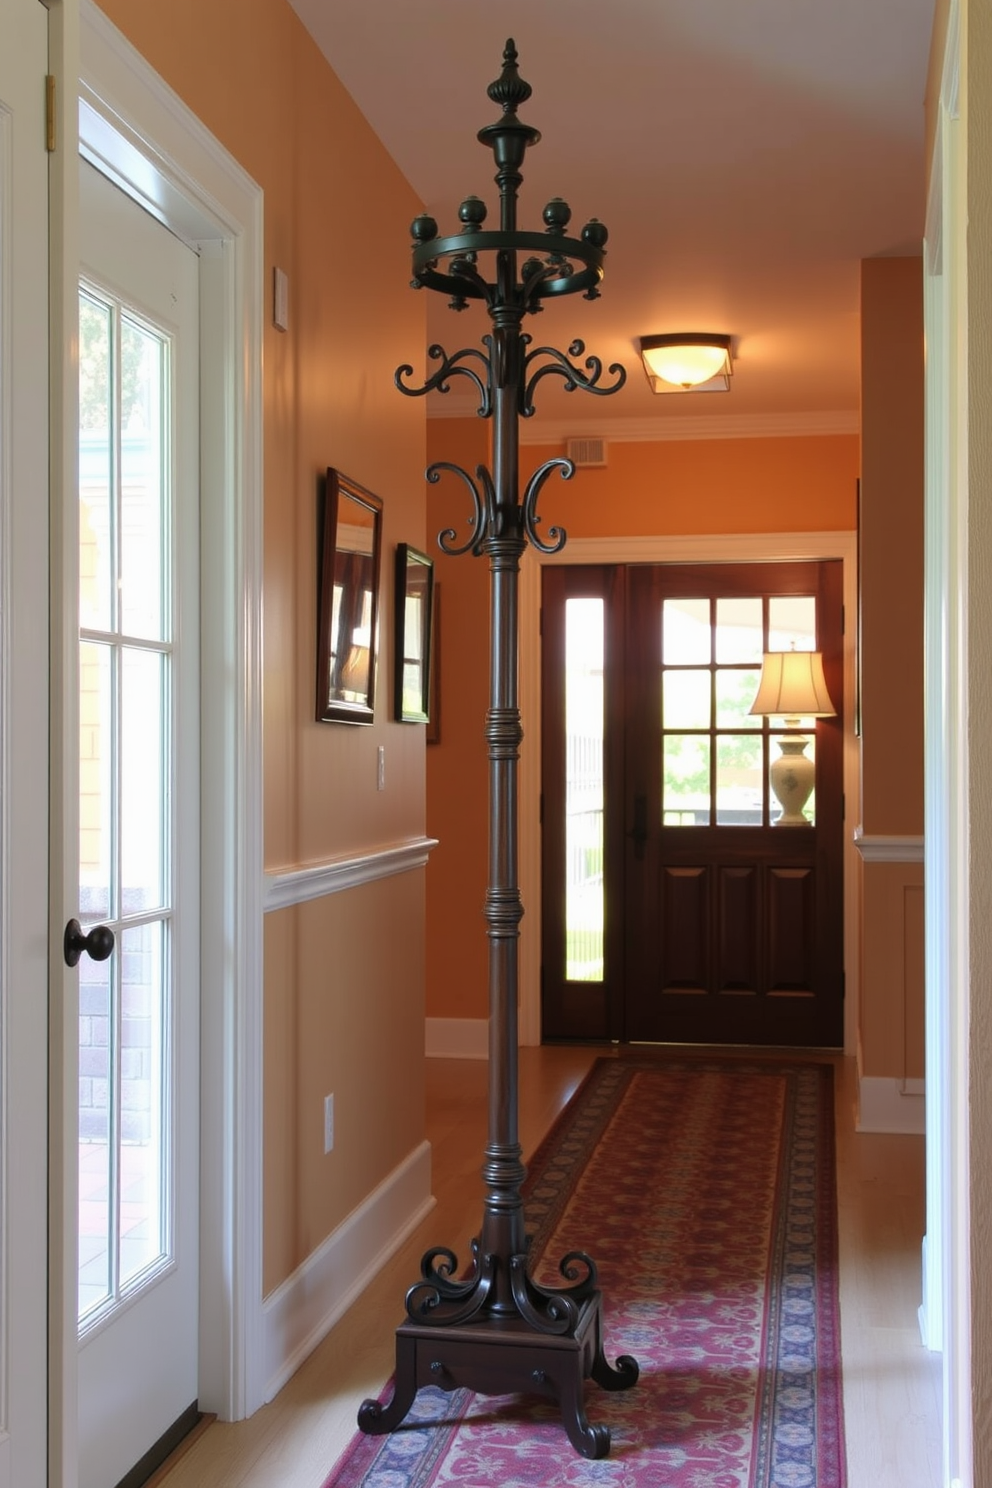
769, 595, 816, 651
119, 920, 166, 1288
715, 597, 762, 662
716, 734, 763, 824
78, 282, 174, 1328
663, 735, 710, 825
716, 668, 762, 728
79, 951, 113, 1321
121, 648, 165, 915
663, 597, 710, 664
80, 640, 113, 923
565, 599, 604, 982
120, 317, 167, 642
663, 669, 710, 728
79, 292, 115, 633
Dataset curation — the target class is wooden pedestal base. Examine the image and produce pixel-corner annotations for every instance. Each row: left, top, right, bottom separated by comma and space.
358, 1291, 637, 1459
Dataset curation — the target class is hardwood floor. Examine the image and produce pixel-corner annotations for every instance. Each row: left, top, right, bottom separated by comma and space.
156, 1047, 941, 1488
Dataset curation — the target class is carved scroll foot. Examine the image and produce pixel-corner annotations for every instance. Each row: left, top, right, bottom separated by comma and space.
591, 1348, 640, 1391
357, 1336, 418, 1436
557, 1371, 612, 1459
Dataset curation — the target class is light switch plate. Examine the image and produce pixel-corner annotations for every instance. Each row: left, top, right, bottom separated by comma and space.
273, 266, 289, 331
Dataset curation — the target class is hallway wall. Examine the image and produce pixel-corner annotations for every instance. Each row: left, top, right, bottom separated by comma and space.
856, 258, 926, 1123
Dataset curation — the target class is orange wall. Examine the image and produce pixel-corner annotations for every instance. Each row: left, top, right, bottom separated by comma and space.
520, 435, 859, 538
425, 429, 858, 1022
425, 419, 492, 1022
97, 0, 430, 1289
859, 257, 925, 836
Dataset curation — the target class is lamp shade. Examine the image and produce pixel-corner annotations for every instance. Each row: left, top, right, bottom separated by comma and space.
638, 333, 733, 392
748, 649, 836, 720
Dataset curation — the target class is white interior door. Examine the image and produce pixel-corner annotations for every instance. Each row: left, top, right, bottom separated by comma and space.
0, 2, 50, 1484
75, 158, 200, 1488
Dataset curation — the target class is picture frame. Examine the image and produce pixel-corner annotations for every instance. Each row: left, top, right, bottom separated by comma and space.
316, 468, 383, 725
394, 544, 435, 724
426, 582, 441, 744
855, 476, 862, 738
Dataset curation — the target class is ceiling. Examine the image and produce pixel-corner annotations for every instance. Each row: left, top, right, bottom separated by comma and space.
288, 0, 936, 441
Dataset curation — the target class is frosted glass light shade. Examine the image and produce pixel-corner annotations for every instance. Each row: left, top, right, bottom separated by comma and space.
748, 649, 835, 721
639, 333, 733, 392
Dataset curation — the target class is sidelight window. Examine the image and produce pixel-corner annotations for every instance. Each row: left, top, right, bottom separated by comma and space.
564, 598, 605, 981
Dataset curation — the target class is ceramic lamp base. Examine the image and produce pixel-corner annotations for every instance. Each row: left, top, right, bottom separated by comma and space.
770, 735, 814, 825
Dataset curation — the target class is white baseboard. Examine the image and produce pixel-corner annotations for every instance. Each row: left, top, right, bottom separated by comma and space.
425, 1017, 489, 1060
261, 1140, 434, 1403
857, 1076, 926, 1134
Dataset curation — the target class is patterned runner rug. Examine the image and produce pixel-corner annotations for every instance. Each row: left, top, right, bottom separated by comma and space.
322, 1055, 845, 1488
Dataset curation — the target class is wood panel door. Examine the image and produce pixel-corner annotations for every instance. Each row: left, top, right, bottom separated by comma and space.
541, 560, 845, 1047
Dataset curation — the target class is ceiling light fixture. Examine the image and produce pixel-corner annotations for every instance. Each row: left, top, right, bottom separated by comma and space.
639, 332, 733, 392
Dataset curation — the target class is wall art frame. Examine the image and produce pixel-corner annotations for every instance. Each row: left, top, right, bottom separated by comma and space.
394, 543, 434, 724
316, 468, 383, 725
426, 582, 441, 744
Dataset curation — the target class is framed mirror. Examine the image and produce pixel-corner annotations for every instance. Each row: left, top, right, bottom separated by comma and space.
316, 468, 383, 724
394, 544, 434, 723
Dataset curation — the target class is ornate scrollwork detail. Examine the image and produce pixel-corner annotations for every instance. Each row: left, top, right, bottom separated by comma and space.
430, 461, 498, 556
508, 1255, 580, 1335
395, 341, 493, 416
405, 1248, 497, 1326
522, 458, 573, 553
521, 337, 626, 417
552, 1249, 600, 1302
418, 1241, 482, 1300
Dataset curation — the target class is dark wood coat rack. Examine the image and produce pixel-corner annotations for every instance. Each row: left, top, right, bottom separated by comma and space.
357, 41, 638, 1458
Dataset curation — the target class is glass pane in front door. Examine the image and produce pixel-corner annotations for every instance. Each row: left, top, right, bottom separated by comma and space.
78, 285, 172, 1327
658, 593, 824, 829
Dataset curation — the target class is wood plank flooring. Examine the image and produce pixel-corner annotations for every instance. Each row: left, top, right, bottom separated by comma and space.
156, 1047, 941, 1488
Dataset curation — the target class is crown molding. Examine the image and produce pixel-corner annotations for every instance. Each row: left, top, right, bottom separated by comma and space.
426, 394, 859, 443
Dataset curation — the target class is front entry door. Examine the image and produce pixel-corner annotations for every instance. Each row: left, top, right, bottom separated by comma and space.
541, 561, 844, 1047
75, 160, 201, 1488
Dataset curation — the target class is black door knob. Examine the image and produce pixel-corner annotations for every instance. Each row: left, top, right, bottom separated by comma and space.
63, 918, 116, 969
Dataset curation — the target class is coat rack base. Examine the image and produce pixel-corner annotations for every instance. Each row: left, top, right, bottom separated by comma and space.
358, 1290, 638, 1460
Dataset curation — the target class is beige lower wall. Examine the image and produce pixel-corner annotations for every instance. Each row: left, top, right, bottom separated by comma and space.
859, 860, 925, 1080
263, 872, 427, 1296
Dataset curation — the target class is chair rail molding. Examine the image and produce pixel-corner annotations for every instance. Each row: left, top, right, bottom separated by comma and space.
853, 829, 925, 862
264, 837, 439, 913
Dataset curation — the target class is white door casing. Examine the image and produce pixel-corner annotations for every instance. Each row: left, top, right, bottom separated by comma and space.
923, 4, 974, 1487
517, 531, 860, 1054
0, 2, 50, 1484
68, 0, 266, 1457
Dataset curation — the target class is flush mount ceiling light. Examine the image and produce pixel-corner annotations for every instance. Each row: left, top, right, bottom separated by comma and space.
638, 332, 733, 392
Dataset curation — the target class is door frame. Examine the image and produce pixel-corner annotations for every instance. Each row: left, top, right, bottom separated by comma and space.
519, 529, 859, 1053
50, 4, 266, 1476
923, 2, 973, 1482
